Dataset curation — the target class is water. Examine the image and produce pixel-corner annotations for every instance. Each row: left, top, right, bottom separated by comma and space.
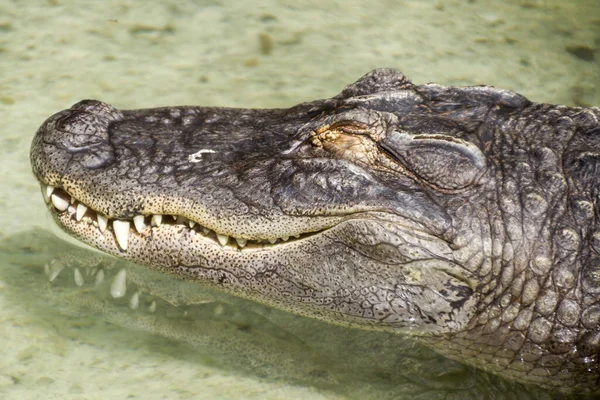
1, 1, 598, 399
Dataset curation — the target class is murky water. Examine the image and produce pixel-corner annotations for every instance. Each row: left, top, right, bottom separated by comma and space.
1, 1, 598, 399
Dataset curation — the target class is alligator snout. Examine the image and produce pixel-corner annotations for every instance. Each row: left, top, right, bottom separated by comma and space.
31, 100, 122, 184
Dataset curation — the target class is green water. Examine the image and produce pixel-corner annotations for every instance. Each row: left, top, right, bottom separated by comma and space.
1, 1, 598, 399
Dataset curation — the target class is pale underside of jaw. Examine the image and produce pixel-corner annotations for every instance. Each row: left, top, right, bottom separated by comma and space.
41, 184, 309, 253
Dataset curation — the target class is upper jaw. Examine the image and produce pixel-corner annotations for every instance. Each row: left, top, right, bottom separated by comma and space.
41, 183, 342, 253
40, 179, 447, 262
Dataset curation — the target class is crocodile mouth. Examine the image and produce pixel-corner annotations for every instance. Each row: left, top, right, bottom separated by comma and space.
41, 183, 319, 253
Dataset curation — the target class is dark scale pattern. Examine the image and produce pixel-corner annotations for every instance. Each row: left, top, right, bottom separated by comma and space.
31, 68, 600, 394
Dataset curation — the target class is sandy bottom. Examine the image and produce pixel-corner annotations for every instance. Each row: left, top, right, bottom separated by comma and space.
0, 0, 598, 398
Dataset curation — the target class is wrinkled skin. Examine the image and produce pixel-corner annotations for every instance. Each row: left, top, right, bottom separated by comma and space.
30, 69, 600, 393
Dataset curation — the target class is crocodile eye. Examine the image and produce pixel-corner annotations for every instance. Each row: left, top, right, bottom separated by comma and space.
381, 132, 486, 191
309, 122, 381, 165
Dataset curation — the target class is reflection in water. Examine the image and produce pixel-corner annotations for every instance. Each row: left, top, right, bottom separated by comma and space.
1, 229, 556, 399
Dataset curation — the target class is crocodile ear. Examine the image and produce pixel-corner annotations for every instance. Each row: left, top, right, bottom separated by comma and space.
336, 68, 413, 99
381, 132, 486, 191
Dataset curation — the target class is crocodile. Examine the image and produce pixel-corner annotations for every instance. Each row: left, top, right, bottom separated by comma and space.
30, 68, 600, 394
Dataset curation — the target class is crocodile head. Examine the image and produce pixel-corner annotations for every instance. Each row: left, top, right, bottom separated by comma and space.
30, 69, 600, 392
32, 69, 499, 335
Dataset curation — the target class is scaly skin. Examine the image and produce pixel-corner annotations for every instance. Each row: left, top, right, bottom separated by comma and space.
30, 69, 600, 393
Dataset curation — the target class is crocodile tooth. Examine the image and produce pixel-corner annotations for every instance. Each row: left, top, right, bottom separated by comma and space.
97, 214, 108, 233
70, 196, 76, 204
74, 268, 84, 286
281, 236, 289, 242
45, 185, 55, 201
133, 215, 146, 233
110, 268, 127, 298
172, 215, 177, 220
268, 238, 277, 244
51, 194, 69, 211
151, 214, 162, 227
113, 220, 130, 251
148, 300, 156, 313
129, 291, 140, 310
48, 261, 64, 282
216, 234, 229, 246
188, 220, 196, 228
235, 238, 247, 248
95, 269, 104, 285
294, 234, 300, 238
202, 227, 210, 235
75, 203, 88, 221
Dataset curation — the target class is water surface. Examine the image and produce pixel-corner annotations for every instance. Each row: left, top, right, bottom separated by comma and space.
1, 1, 598, 399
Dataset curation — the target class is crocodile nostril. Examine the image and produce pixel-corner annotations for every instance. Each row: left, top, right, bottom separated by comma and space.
56, 112, 107, 143
33, 102, 122, 169
70, 99, 124, 122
